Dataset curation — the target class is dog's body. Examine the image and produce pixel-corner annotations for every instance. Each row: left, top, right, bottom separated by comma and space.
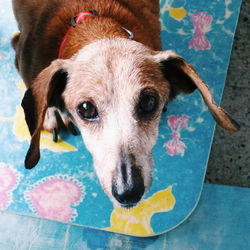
12, 0, 239, 208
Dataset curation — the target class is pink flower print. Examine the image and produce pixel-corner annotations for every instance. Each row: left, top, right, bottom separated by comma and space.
25, 175, 85, 222
165, 115, 189, 157
189, 12, 213, 51
0, 163, 22, 210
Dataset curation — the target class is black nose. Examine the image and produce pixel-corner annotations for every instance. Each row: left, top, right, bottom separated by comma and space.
112, 162, 145, 208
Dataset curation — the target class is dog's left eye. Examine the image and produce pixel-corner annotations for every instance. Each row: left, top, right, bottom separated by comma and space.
137, 90, 159, 119
77, 101, 99, 121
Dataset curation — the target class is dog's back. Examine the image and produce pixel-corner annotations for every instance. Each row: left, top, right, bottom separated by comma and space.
13, 0, 160, 30
12, 0, 161, 86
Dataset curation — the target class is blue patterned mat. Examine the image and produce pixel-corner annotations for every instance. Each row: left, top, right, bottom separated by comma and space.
0, 0, 242, 236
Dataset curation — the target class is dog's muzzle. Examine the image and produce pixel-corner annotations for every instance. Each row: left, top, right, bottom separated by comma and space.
112, 152, 145, 208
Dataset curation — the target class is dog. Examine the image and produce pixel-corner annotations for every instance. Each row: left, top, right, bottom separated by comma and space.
11, 0, 239, 208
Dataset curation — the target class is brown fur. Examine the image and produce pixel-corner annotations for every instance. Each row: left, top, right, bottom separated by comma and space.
12, 0, 161, 85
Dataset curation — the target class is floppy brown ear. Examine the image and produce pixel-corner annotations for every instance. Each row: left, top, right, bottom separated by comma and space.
21, 59, 68, 169
154, 50, 240, 132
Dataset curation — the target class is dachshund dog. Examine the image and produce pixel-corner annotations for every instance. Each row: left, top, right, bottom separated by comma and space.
11, 0, 239, 208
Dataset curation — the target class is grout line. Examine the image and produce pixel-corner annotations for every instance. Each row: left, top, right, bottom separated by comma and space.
63, 224, 71, 250
162, 233, 168, 250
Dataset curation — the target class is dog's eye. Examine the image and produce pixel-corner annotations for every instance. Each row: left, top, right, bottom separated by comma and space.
77, 101, 99, 121
137, 90, 159, 119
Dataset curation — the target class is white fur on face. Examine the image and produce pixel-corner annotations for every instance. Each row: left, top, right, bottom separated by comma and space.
62, 38, 169, 204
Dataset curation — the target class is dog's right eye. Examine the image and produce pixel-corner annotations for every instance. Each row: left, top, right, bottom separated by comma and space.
77, 101, 99, 121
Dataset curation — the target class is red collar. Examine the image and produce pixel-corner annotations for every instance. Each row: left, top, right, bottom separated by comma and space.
58, 10, 98, 58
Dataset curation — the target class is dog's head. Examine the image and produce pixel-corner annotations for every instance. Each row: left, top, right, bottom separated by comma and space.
22, 38, 239, 208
